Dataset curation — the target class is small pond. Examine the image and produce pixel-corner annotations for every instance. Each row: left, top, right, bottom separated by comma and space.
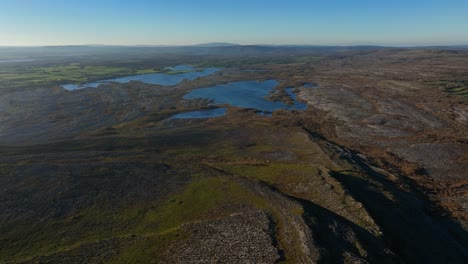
302, 82, 317, 88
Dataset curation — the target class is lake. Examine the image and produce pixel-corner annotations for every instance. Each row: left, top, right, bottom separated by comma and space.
62, 65, 219, 90
171, 80, 314, 118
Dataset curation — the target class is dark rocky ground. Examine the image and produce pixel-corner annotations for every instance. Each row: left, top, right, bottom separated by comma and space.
0, 48, 467, 263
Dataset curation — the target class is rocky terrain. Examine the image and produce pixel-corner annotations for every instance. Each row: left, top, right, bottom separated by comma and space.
0, 47, 467, 263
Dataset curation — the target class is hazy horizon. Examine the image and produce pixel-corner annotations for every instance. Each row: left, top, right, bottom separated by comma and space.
1, 0, 467, 46
1, 43, 468, 48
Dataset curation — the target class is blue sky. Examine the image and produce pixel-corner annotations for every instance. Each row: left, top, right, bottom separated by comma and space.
0, 0, 467, 46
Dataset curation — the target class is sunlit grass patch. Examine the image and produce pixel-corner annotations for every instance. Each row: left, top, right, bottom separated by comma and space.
137, 177, 267, 233
0, 63, 160, 88
220, 162, 319, 184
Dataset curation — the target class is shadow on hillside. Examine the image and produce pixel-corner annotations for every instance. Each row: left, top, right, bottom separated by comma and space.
262, 183, 399, 263
328, 166, 468, 263
298, 195, 399, 263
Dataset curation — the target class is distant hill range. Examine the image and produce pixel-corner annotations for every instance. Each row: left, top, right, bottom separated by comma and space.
1, 43, 467, 60
193, 42, 240, 47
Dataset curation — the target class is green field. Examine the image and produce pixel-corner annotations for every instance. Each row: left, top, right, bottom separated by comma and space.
0, 63, 165, 88
0, 62, 211, 89
427, 79, 468, 97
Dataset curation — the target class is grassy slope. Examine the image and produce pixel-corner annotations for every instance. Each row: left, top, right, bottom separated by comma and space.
2, 108, 466, 263
0, 117, 370, 262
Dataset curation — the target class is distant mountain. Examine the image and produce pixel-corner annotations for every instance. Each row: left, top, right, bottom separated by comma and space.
0, 44, 392, 61
194, 42, 240, 47
432, 45, 468, 50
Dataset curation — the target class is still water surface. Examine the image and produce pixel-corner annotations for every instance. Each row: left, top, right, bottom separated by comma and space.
62, 65, 219, 90
171, 80, 315, 119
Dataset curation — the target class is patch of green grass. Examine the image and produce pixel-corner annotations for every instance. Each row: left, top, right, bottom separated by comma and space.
164, 69, 194, 75
220, 162, 318, 184
136, 177, 266, 233
0, 64, 127, 88
108, 230, 188, 263
0, 63, 167, 88
426, 79, 468, 97
446, 86, 468, 96
135, 69, 162, 74
0, 176, 266, 262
